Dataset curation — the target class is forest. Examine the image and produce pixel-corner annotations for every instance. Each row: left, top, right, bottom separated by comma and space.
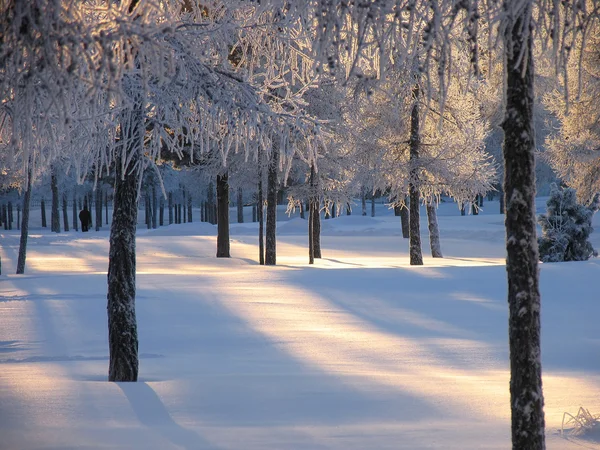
0, 1, 599, 449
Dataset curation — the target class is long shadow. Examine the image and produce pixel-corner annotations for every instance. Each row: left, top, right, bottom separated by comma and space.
119, 382, 222, 450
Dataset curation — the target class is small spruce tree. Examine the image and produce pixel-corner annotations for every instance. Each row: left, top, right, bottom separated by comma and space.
538, 184, 598, 262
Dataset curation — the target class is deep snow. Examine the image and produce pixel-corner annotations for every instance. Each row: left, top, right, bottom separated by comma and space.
0, 199, 598, 449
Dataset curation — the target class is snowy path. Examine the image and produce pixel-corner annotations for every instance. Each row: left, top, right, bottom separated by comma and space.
0, 207, 599, 449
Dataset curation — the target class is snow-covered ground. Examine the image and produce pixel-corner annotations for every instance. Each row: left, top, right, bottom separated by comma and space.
1, 199, 599, 449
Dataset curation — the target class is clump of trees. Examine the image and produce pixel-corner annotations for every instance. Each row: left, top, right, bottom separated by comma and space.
538, 184, 598, 262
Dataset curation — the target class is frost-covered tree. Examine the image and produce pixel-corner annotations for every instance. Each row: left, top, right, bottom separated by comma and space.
538, 184, 598, 262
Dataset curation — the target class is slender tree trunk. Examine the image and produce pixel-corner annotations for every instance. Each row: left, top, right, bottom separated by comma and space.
145, 191, 151, 229
159, 196, 164, 226
95, 187, 102, 231
16, 162, 33, 274
187, 195, 192, 222
152, 184, 157, 229
72, 190, 78, 231
7, 201, 12, 230
237, 187, 244, 223
426, 203, 443, 258
461, 202, 466, 216
312, 197, 321, 259
472, 200, 479, 216
265, 146, 279, 265
502, 4, 545, 448
41, 198, 47, 228
168, 192, 173, 224
371, 194, 376, 217
51, 168, 60, 233
346, 203, 351, 215
16, 203, 20, 231
105, 190, 109, 225
3, 205, 7, 230
252, 203, 257, 223
62, 193, 69, 232
409, 84, 423, 266
258, 156, 265, 265
178, 204, 183, 225
361, 189, 367, 216
216, 173, 230, 258
107, 109, 142, 383
300, 200, 305, 219
309, 165, 315, 264
479, 194, 484, 207
499, 188, 506, 214
183, 189, 187, 223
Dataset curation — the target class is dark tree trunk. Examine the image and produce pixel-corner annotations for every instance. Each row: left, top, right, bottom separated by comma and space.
16, 203, 20, 231
7, 201, 12, 230
187, 195, 192, 222
3, 205, 7, 230
299, 200, 305, 219
258, 156, 265, 265
152, 184, 157, 229
499, 188, 506, 214
159, 196, 164, 226
183, 190, 187, 223
105, 190, 109, 225
95, 187, 102, 231
502, 5, 545, 448
252, 203, 257, 223
400, 200, 410, 238
51, 168, 60, 233
216, 173, 230, 258
361, 189, 367, 216
41, 198, 47, 228
16, 162, 33, 274
237, 187, 244, 223
72, 190, 78, 231
394, 205, 401, 216
472, 200, 478, 215
62, 193, 69, 232
178, 204, 183, 224
168, 192, 173, 224
107, 109, 142, 383
426, 203, 442, 258
371, 195, 375, 217
409, 85, 423, 266
461, 203, 466, 216
479, 194, 484, 207
200, 201, 205, 222
309, 165, 315, 264
346, 203, 351, 215
145, 191, 151, 229
312, 198, 321, 259
265, 146, 279, 265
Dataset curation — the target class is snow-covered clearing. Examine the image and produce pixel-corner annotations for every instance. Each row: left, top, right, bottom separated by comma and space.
1, 200, 599, 449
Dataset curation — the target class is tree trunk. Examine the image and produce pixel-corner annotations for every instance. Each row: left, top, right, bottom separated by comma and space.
152, 184, 157, 229
51, 168, 60, 233
72, 190, 78, 231
409, 84, 423, 266
237, 187, 244, 223
300, 200, 305, 219
145, 191, 151, 229
400, 201, 409, 239
107, 109, 142, 383
16, 162, 33, 274
41, 198, 47, 228
8, 201, 12, 230
159, 196, 164, 226
62, 193, 69, 232
183, 189, 187, 223
252, 203, 257, 223
361, 189, 367, 216
105, 190, 109, 225
16, 203, 20, 231
499, 188, 506, 214
371, 195, 375, 217
472, 200, 479, 216
479, 194, 484, 207
346, 203, 351, 215
265, 146, 279, 265
502, 4, 545, 448
426, 203, 443, 258
95, 186, 102, 231
309, 165, 315, 264
258, 155, 265, 265
216, 173, 230, 258
312, 198, 321, 259
187, 195, 192, 222
168, 192, 173, 224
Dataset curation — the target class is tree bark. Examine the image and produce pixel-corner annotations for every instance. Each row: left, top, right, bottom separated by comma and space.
51, 168, 60, 233
95, 186, 102, 231
216, 173, 230, 258
152, 184, 157, 229
371, 194, 375, 217
361, 189, 367, 216
258, 152, 265, 265
62, 193, 69, 232
8, 201, 12, 230
400, 198, 410, 239
265, 146, 279, 265
159, 196, 164, 226
312, 198, 321, 259
168, 192, 173, 224
183, 189, 187, 223
426, 203, 442, 258
105, 190, 109, 225
502, 3, 546, 447
16, 162, 33, 274
107, 107, 142, 383
41, 198, 47, 228
72, 190, 78, 231
409, 85, 423, 266
237, 187, 244, 223
187, 194, 192, 222
309, 164, 315, 264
